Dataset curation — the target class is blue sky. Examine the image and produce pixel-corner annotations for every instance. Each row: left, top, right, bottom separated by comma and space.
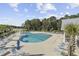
0, 3, 79, 26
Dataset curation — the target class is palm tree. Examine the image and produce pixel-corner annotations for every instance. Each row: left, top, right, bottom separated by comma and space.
64, 24, 79, 56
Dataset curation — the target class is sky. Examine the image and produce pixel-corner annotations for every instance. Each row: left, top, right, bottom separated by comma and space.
0, 3, 79, 26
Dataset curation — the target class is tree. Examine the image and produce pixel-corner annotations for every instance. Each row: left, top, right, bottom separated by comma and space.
62, 13, 79, 19
23, 16, 61, 31
31, 19, 41, 31
64, 24, 79, 56
64, 14, 69, 19
0, 24, 14, 38
56, 19, 62, 30
47, 16, 57, 31
24, 20, 31, 30
42, 18, 49, 31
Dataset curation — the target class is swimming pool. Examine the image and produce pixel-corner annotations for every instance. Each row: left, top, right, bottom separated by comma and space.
20, 32, 51, 43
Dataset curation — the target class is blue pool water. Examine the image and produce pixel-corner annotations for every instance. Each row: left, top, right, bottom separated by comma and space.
20, 32, 51, 43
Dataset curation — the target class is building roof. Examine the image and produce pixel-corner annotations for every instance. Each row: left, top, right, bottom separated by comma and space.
61, 18, 79, 30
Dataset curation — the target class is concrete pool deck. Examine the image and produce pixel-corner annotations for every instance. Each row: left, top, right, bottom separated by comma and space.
20, 32, 64, 56
5, 32, 64, 56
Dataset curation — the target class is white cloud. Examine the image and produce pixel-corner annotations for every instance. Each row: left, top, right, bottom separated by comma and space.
60, 11, 70, 16
43, 4, 56, 11
9, 3, 18, 8
24, 9, 28, 13
36, 3, 43, 10
65, 12, 70, 15
60, 12, 64, 15
66, 6, 70, 9
9, 3, 19, 12
59, 12, 70, 18
40, 10, 47, 13
36, 3, 56, 13
14, 8, 19, 12
69, 3, 79, 8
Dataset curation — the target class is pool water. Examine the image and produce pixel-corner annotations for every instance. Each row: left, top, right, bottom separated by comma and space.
20, 32, 51, 43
